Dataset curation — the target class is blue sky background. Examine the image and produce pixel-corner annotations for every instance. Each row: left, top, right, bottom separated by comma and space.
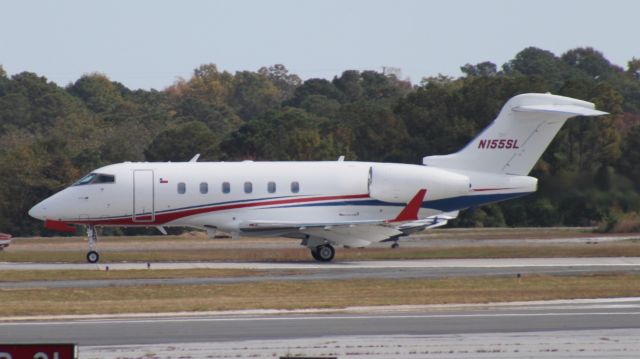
1, 0, 638, 89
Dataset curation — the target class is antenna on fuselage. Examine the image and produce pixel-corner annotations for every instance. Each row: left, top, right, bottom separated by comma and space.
189, 153, 201, 162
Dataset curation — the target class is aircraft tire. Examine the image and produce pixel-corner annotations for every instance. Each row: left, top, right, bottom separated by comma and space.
87, 251, 100, 263
391, 242, 399, 249
315, 244, 335, 262
310, 249, 321, 261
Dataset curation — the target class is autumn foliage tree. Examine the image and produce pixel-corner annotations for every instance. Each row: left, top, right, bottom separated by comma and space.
1, 47, 640, 235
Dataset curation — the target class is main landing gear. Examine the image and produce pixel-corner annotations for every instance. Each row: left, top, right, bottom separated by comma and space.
311, 244, 335, 262
86, 224, 100, 263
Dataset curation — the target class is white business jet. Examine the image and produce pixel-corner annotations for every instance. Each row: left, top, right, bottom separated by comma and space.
28, 93, 607, 263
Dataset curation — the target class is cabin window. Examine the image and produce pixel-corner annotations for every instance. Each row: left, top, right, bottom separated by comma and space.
177, 182, 186, 194
267, 181, 276, 193
222, 182, 230, 194
200, 182, 208, 194
291, 181, 300, 193
244, 181, 253, 194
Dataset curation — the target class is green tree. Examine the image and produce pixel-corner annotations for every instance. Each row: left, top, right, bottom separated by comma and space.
67, 73, 125, 113
461, 61, 498, 77
561, 47, 623, 80
502, 47, 570, 86
339, 102, 409, 161
230, 70, 280, 119
144, 121, 220, 161
618, 125, 640, 187
258, 64, 302, 101
221, 107, 351, 161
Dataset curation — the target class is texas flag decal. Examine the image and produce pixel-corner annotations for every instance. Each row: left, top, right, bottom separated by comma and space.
159, 178, 169, 184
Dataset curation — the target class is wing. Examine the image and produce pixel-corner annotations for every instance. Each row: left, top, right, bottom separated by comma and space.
239, 190, 459, 248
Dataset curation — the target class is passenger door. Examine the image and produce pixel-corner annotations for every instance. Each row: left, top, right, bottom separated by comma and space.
133, 170, 155, 222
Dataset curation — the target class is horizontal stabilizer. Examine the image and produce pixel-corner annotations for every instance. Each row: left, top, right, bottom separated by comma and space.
513, 104, 608, 117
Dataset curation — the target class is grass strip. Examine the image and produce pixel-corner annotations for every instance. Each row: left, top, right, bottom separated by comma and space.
2, 244, 640, 263
0, 269, 276, 282
10, 228, 595, 244
0, 273, 638, 317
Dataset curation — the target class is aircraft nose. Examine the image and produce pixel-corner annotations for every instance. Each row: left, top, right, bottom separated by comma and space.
28, 201, 47, 221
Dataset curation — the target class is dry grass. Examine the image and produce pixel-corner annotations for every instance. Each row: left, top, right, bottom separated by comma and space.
0, 274, 638, 316
413, 227, 597, 240
613, 213, 640, 233
4, 228, 638, 264
2, 243, 640, 263
339, 243, 640, 260
0, 269, 278, 282
10, 227, 599, 246
0, 248, 312, 262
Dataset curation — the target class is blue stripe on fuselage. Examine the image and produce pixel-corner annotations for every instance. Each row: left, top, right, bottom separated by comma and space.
270, 192, 532, 211
421, 192, 532, 211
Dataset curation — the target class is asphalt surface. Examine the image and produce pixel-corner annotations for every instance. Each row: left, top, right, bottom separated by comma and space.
1, 257, 640, 289
2, 266, 640, 289
5, 257, 640, 271
2, 299, 640, 346
83, 329, 640, 358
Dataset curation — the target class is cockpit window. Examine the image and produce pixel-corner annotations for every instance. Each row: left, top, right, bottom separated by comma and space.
74, 173, 96, 186
73, 173, 115, 186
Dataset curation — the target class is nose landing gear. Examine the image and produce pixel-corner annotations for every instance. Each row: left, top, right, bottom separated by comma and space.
86, 225, 100, 263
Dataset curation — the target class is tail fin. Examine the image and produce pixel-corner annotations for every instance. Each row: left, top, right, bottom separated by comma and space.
422, 93, 608, 175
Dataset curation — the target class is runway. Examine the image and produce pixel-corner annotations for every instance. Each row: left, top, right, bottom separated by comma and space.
2, 257, 640, 289
3, 257, 640, 270
1, 298, 640, 358
2, 256, 640, 357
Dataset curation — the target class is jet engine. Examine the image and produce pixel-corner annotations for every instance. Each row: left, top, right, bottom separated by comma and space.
368, 164, 470, 203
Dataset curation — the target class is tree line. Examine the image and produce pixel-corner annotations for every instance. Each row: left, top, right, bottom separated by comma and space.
1, 47, 639, 235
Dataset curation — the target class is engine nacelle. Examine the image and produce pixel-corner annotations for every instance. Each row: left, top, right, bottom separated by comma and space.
368, 164, 470, 203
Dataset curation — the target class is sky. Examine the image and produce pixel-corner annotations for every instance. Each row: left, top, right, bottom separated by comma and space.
1, 0, 638, 90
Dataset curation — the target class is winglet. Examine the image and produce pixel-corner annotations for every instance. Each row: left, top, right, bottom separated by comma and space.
388, 189, 427, 223
45, 219, 76, 233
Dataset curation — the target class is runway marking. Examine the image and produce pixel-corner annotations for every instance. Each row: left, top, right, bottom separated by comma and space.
3, 311, 640, 326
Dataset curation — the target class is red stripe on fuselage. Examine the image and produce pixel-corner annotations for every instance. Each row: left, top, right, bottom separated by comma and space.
71, 193, 371, 226
472, 188, 514, 192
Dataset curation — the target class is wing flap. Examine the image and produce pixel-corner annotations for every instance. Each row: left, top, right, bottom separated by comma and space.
303, 225, 403, 245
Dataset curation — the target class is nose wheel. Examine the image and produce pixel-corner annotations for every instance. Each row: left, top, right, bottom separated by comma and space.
87, 250, 100, 263
86, 225, 100, 263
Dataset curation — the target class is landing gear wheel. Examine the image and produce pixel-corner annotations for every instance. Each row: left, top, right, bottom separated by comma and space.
87, 250, 100, 263
313, 244, 335, 262
86, 224, 99, 263
391, 242, 400, 249
310, 249, 320, 261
